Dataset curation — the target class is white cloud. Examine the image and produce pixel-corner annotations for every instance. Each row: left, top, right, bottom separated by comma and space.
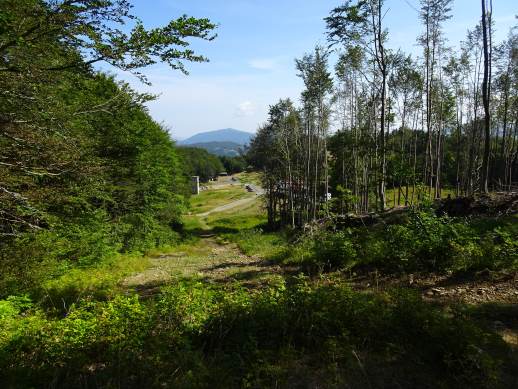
103, 66, 301, 139
249, 58, 278, 70
235, 101, 256, 117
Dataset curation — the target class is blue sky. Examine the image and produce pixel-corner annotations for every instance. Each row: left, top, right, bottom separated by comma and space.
101, 0, 517, 140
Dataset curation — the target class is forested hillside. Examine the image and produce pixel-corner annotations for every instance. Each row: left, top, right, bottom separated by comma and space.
177, 147, 224, 182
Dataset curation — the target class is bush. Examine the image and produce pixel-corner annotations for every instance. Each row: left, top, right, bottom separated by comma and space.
381, 210, 479, 271
199, 280, 506, 387
479, 228, 518, 270
0, 295, 153, 387
0, 280, 510, 388
286, 210, 518, 274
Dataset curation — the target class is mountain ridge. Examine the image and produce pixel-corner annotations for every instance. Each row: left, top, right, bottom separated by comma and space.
179, 141, 244, 157
178, 128, 254, 146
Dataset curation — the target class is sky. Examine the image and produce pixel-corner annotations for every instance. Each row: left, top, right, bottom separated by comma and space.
98, 0, 517, 140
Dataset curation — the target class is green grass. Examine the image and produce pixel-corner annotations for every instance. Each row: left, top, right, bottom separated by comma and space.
205, 197, 266, 231
223, 230, 288, 259
236, 171, 262, 185
181, 214, 209, 232
189, 186, 252, 214
40, 254, 151, 309
141, 241, 219, 280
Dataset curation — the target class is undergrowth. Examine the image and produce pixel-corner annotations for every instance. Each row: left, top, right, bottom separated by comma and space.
0, 278, 512, 388
283, 209, 518, 274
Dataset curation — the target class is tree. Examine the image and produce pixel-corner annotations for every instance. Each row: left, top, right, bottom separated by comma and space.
0, 0, 216, 81
0, 0, 216, 237
326, 0, 390, 210
418, 0, 453, 198
296, 47, 333, 220
220, 156, 247, 175
493, 29, 518, 190
178, 147, 224, 182
251, 1, 518, 229
480, 0, 493, 192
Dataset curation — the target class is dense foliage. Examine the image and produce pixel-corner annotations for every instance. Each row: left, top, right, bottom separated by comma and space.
284, 210, 518, 274
177, 149, 247, 182
177, 147, 224, 182
0, 0, 215, 296
220, 155, 247, 175
0, 279, 511, 388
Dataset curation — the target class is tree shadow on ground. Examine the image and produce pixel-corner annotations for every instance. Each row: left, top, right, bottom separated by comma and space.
433, 269, 516, 288
201, 260, 265, 271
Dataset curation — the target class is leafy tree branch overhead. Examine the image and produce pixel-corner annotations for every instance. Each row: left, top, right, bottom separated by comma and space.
0, 0, 216, 237
0, 0, 217, 82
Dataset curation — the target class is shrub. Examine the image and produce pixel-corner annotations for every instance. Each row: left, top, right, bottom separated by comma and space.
200, 280, 505, 387
480, 228, 518, 270
287, 210, 518, 274
0, 281, 511, 388
0, 295, 153, 387
381, 210, 479, 271
312, 230, 357, 270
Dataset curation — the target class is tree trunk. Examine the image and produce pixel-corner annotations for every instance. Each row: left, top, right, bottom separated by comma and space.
480, 0, 491, 193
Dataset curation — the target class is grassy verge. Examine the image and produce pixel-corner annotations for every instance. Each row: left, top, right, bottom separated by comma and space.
223, 230, 288, 258
38, 255, 151, 311
205, 198, 267, 232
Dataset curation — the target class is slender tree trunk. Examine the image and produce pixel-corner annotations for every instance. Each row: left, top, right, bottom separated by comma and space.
481, 0, 491, 193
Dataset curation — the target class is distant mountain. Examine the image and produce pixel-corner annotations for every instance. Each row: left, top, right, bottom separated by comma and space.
180, 141, 244, 157
179, 128, 254, 146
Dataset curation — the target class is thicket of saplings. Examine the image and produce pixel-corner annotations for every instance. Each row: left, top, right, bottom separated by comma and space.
285, 206, 518, 275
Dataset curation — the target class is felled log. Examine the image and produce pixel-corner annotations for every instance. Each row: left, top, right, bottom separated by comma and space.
334, 207, 410, 228
437, 192, 518, 217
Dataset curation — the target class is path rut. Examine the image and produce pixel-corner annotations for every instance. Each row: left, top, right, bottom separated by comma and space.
122, 237, 281, 296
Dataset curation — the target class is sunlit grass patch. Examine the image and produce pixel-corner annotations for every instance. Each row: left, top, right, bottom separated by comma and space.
224, 230, 288, 259
181, 215, 209, 233
236, 171, 262, 185
41, 254, 151, 307
206, 198, 266, 231
384, 185, 456, 208
189, 186, 252, 214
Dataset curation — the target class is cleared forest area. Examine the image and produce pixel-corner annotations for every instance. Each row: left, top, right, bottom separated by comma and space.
1, 1, 517, 388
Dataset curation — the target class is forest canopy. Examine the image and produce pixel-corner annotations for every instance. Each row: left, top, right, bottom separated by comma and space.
177, 147, 225, 182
